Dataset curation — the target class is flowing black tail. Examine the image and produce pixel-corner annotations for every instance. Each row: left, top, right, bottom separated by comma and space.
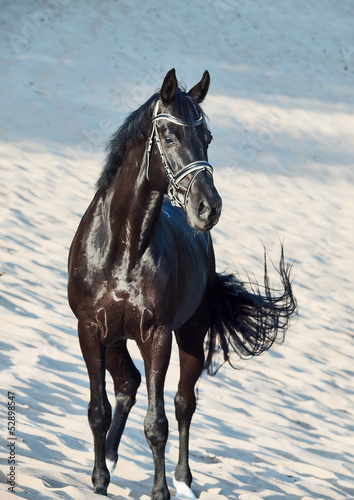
204, 246, 297, 375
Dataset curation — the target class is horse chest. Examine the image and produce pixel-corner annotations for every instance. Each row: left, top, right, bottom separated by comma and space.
99, 285, 155, 344
101, 260, 206, 343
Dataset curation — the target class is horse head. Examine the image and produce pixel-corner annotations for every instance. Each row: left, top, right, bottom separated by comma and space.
146, 68, 222, 231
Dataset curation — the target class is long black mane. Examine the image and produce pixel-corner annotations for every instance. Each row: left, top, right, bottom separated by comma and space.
96, 89, 208, 189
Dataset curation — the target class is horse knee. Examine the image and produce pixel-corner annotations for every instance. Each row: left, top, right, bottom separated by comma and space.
144, 409, 168, 449
88, 398, 112, 435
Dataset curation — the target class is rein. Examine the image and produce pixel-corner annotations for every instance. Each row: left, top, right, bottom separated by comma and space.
146, 100, 213, 209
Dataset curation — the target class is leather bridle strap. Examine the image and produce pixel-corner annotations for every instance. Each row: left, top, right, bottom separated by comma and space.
146, 100, 213, 209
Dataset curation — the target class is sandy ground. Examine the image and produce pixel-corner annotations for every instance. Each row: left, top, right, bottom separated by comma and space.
1, 1, 354, 499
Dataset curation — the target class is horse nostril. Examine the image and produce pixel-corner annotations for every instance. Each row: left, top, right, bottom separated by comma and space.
198, 199, 211, 221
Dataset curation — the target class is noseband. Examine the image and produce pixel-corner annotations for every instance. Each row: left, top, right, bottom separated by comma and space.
146, 100, 213, 209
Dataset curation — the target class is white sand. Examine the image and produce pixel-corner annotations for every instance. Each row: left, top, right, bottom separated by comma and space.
1, 1, 354, 499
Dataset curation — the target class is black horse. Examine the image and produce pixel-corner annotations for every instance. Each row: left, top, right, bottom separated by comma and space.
68, 69, 296, 499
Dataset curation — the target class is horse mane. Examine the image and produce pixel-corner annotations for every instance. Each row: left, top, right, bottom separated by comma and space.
96, 89, 207, 189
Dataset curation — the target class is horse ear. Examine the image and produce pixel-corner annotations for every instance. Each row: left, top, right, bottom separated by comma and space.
188, 70, 210, 103
160, 68, 178, 104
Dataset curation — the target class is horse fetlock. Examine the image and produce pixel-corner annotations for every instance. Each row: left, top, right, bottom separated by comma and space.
174, 464, 192, 486
93, 484, 108, 496
105, 441, 118, 464
92, 466, 110, 496
151, 484, 170, 500
105, 457, 117, 476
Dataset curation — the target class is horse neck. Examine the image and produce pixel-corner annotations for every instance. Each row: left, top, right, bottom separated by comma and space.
105, 143, 163, 268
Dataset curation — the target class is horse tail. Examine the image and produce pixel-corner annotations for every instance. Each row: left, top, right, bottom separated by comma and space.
204, 245, 297, 375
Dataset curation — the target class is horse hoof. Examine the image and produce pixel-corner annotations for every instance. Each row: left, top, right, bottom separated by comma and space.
173, 477, 196, 499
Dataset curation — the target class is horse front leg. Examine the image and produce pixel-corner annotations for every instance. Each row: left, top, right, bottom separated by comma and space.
139, 327, 172, 500
79, 317, 112, 495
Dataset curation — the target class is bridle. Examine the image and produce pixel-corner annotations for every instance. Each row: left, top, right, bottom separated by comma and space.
146, 99, 213, 209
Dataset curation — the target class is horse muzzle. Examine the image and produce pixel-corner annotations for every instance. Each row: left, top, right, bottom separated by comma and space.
189, 192, 222, 231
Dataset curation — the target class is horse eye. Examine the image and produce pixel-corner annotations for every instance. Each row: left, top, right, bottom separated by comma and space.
164, 136, 173, 144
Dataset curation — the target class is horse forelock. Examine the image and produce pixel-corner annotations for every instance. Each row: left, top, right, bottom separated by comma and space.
171, 90, 208, 145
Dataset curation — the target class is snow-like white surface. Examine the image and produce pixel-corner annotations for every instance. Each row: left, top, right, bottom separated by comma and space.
1, 1, 354, 498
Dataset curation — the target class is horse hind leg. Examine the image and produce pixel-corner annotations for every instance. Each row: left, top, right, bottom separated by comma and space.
173, 326, 206, 499
105, 340, 141, 475
78, 317, 112, 495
